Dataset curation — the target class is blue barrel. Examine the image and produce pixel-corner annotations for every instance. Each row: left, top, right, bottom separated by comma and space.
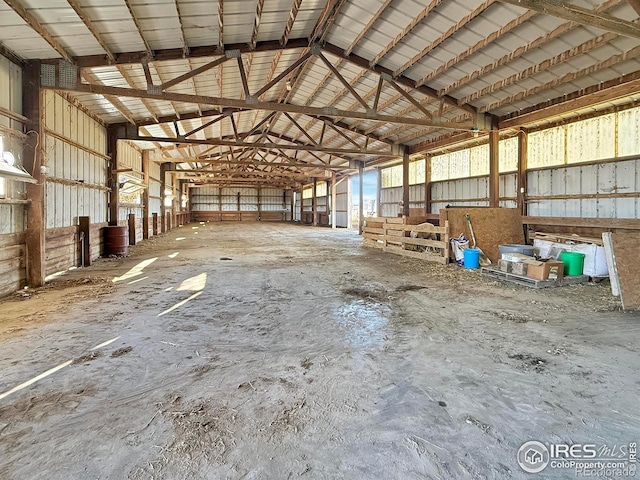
464, 248, 480, 269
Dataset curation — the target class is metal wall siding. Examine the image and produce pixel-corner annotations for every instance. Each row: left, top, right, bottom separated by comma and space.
527, 159, 640, 218
42, 91, 108, 229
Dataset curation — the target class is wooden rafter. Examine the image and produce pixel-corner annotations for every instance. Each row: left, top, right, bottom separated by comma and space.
123, 0, 152, 56
415, 10, 536, 87
116, 65, 159, 123
3, 0, 75, 63
184, 114, 228, 138
152, 65, 182, 119
318, 54, 369, 110
309, 0, 348, 44
323, 43, 476, 115
394, 0, 492, 77
344, 0, 393, 56
480, 43, 640, 113
459, 31, 619, 106
495, 0, 640, 39
237, 55, 251, 98
251, 0, 265, 49
66, 0, 115, 62
369, 0, 443, 67
283, 112, 318, 145
161, 55, 228, 90
442, 0, 622, 97
254, 51, 312, 98
81, 71, 136, 125
281, 0, 303, 46
172, 0, 190, 57
218, 0, 224, 50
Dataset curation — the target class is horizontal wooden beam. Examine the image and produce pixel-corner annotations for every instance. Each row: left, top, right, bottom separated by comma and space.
135, 135, 395, 156
523, 216, 640, 230
162, 157, 353, 170
495, 0, 640, 40
45, 82, 474, 131
66, 38, 309, 68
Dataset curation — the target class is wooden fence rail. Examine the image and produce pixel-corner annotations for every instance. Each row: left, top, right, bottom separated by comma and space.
362, 217, 449, 264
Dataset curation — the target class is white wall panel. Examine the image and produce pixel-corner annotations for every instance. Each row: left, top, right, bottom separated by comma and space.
42, 91, 108, 229
527, 159, 639, 218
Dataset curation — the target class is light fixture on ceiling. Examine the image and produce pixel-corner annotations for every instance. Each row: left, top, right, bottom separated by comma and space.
471, 127, 479, 138
286, 80, 292, 91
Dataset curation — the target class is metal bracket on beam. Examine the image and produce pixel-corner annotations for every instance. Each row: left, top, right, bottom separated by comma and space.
379, 72, 393, 82
147, 84, 163, 95
225, 49, 241, 59
322, 107, 339, 116
391, 144, 403, 156
246, 95, 258, 105
309, 43, 322, 55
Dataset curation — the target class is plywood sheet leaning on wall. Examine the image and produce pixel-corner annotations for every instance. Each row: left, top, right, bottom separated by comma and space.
609, 232, 640, 310
440, 208, 524, 263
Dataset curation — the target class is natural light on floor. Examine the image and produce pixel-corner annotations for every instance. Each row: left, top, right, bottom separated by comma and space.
112, 257, 158, 283
158, 273, 207, 317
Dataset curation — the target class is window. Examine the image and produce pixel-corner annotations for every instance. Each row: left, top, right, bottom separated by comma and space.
302, 186, 313, 199
315, 181, 327, 197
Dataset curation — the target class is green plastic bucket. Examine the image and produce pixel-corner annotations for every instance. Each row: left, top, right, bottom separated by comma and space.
560, 251, 585, 276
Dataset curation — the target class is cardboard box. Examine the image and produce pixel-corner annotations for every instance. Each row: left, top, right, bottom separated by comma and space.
498, 259, 513, 273
527, 260, 564, 281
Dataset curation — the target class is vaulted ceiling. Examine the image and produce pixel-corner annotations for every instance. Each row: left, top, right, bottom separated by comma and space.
2, 0, 640, 186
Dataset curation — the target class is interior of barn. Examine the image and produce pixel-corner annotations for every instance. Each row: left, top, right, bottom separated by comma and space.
0, 0, 639, 478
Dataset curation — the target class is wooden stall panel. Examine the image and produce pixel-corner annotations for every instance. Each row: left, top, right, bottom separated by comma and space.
441, 208, 524, 263
0, 233, 26, 297
610, 232, 640, 310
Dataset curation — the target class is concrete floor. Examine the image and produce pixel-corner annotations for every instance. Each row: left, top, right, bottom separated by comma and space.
0, 222, 638, 479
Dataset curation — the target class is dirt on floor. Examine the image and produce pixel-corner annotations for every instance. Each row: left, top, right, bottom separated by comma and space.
0, 221, 638, 479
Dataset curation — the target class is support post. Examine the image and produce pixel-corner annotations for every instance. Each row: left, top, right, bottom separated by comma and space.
402, 145, 410, 217
152, 212, 158, 235
290, 190, 295, 222
489, 128, 500, 208
299, 189, 304, 223
142, 151, 149, 239
160, 162, 168, 232
23, 61, 45, 287
376, 166, 382, 217
107, 124, 127, 226
128, 213, 136, 245
312, 178, 318, 226
78, 216, 91, 267
358, 161, 364, 234
331, 172, 337, 229
172, 176, 177, 228
425, 155, 432, 215
517, 127, 528, 216
257, 187, 262, 221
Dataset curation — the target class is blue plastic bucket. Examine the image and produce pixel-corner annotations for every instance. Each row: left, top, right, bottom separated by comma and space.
464, 248, 480, 269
